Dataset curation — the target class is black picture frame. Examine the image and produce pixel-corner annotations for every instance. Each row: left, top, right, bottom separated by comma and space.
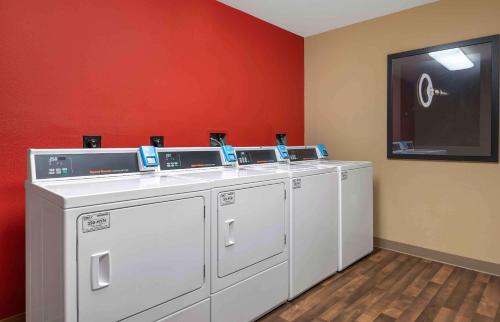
387, 35, 499, 162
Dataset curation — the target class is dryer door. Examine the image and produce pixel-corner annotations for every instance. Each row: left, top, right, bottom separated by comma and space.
217, 183, 286, 277
77, 197, 205, 322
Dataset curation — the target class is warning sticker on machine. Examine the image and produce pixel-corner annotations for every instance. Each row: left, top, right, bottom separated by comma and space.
82, 212, 110, 233
292, 178, 301, 189
220, 192, 235, 206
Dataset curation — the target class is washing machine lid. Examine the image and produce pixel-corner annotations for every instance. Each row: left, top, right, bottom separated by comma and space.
171, 167, 288, 187
243, 163, 334, 177
285, 146, 372, 170
152, 147, 287, 185
291, 160, 372, 171
280, 163, 334, 177
234, 146, 334, 177
29, 174, 211, 208
317, 160, 373, 170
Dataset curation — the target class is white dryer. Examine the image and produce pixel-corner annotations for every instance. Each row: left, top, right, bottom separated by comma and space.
234, 146, 339, 299
155, 147, 290, 322
26, 147, 212, 322
287, 145, 374, 271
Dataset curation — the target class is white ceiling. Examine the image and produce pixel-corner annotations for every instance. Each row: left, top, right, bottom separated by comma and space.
218, 0, 437, 37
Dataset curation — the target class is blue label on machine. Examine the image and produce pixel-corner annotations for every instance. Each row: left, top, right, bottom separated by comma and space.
139, 146, 159, 167
277, 145, 289, 159
221, 145, 237, 163
317, 144, 329, 157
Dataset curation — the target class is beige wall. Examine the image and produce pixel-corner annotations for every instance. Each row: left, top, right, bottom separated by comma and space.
305, 0, 500, 264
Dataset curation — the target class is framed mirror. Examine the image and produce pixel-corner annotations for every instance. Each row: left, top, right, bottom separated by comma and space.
387, 35, 499, 162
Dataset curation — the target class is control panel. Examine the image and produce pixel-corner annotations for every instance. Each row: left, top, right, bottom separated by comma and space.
316, 144, 329, 159
32, 152, 140, 180
236, 149, 277, 165
287, 148, 319, 162
221, 145, 237, 164
158, 150, 223, 170
138, 146, 159, 171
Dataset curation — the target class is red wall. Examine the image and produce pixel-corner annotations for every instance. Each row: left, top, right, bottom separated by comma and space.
0, 0, 304, 318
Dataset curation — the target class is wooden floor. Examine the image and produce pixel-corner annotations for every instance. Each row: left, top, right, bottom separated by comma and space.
258, 248, 500, 322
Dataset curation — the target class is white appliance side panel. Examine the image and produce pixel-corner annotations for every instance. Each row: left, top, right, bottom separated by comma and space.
156, 299, 210, 322
77, 198, 205, 322
217, 183, 286, 277
211, 262, 288, 322
26, 188, 65, 322
339, 166, 374, 270
289, 172, 338, 299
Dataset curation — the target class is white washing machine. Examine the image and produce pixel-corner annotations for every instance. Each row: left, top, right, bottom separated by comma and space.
155, 146, 290, 322
26, 147, 212, 322
234, 146, 339, 299
287, 145, 374, 271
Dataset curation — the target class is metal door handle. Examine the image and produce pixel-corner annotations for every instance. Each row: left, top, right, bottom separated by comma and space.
225, 219, 235, 247
91, 251, 110, 290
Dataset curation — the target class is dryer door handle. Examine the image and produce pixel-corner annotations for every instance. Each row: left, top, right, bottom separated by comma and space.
225, 219, 235, 247
91, 251, 111, 290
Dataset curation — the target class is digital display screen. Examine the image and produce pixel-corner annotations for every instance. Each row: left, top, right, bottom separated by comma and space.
158, 151, 222, 170
287, 148, 319, 162
236, 150, 277, 165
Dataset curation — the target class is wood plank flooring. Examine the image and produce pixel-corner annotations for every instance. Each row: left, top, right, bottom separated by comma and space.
258, 248, 500, 322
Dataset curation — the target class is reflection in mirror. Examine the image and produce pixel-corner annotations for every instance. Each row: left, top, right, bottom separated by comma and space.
428, 48, 474, 71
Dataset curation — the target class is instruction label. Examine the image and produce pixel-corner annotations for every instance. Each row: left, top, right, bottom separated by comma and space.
82, 212, 110, 233
292, 178, 302, 189
220, 192, 235, 206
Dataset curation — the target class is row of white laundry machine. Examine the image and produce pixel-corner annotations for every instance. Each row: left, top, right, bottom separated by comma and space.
25, 144, 372, 322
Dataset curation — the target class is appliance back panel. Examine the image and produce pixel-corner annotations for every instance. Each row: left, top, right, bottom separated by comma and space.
34, 153, 139, 179
236, 149, 277, 165
158, 151, 222, 170
288, 148, 318, 161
